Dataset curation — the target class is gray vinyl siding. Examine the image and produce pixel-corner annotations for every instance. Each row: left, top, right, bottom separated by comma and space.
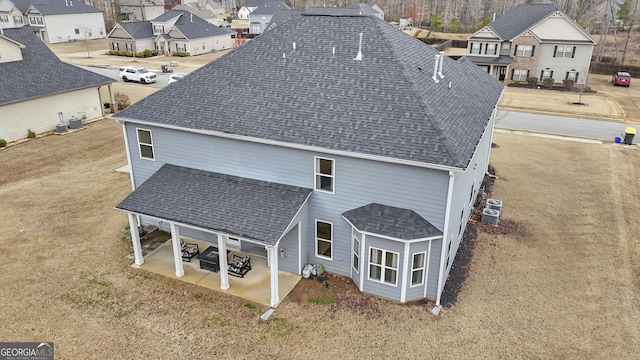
124, 123, 450, 277
405, 240, 431, 301
361, 235, 404, 302
426, 238, 441, 299
278, 223, 299, 273
351, 230, 362, 289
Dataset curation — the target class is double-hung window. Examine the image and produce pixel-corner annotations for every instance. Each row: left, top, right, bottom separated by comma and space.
316, 220, 332, 259
515, 44, 533, 57
470, 42, 481, 54
554, 45, 575, 58
512, 69, 528, 81
352, 236, 360, 272
541, 68, 553, 80
14, 16, 23, 24
500, 42, 511, 56
411, 252, 426, 286
136, 129, 154, 160
314, 157, 334, 193
0, 15, 8, 23
176, 43, 186, 52
566, 70, 579, 81
369, 248, 399, 286
485, 43, 496, 55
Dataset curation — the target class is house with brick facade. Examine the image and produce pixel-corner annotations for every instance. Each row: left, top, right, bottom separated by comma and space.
465, 3, 596, 85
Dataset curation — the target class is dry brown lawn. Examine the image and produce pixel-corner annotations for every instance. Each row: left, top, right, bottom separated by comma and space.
1, 122, 640, 358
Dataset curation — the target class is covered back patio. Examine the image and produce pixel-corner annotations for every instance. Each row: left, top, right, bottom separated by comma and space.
116, 164, 312, 307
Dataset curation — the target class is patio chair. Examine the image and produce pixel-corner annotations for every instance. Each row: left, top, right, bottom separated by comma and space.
228, 254, 251, 278
180, 238, 200, 262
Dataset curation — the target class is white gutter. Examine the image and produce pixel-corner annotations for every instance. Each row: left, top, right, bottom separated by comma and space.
433, 170, 455, 315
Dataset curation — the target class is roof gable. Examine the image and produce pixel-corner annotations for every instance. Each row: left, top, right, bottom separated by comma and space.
0, 26, 112, 106
488, 3, 557, 40
115, 15, 503, 169
110, 21, 154, 39
530, 11, 596, 43
169, 10, 236, 39
25, 0, 101, 15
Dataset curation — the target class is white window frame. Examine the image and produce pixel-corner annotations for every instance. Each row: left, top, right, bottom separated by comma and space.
14, 16, 23, 24
513, 69, 528, 81
0, 15, 9, 23
515, 44, 533, 57
541, 68, 552, 80
136, 128, 155, 160
315, 220, 333, 260
314, 156, 335, 194
470, 42, 481, 54
176, 43, 186, 52
410, 251, 426, 287
500, 42, 511, 56
368, 247, 399, 286
555, 45, 573, 58
153, 24, 164, 35
352, 235, 360, 273
485, 43, 496, 55
566, 70, 578, 81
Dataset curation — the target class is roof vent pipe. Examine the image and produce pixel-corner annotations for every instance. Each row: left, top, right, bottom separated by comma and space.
438, 51, 445, 79
432, 54, 440, 83
190, 13, 193, 22
293, 42, 296, 49
332, 46, 335, 55
353, 33, 363, 61
492, 12, 496, 21
70, 0, 73, 6
282, 52, 285, 59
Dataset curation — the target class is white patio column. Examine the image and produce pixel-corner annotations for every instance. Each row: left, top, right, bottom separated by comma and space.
170, 222, 184, 277
267, 245, 280, 307
127, 213, 144, 266
218, 234, 229, 290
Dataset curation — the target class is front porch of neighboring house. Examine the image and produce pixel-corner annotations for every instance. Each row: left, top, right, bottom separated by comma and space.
133, 235, 301, 306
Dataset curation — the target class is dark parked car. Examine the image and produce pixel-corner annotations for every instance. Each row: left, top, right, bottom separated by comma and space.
612, 71, 631, 87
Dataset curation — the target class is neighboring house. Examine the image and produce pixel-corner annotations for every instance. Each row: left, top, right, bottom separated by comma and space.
304, 6, 361, 16
119, 0, 165, 21
263, 8, 299, 31
0, 0, 25, 28
11, 0, 106, 43
107, 10, 235, 56
247, 1, 288, 34
113, 14, 503, 310
348, 2, 383, 20
0, 26, 113, 142
465, 3, 596, 85
173, 0, 228, 26
237, 0, 281, 20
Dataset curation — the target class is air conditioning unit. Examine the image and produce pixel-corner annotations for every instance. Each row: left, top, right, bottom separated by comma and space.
486, 198, 502, 212
481, 208, 500, 226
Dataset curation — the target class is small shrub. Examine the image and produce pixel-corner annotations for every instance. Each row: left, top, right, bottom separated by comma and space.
413, 29, 422, 38
143, 49, 153, 57
0, 139, 6, 147
172, 51, 190, 57
513, 80, 521, 86
542, 78, 554, 88
114, 92, 131, 110
526, 76, 538, 86
107, 50, 119, 55
118, 51, 128, 56
584, 86, 592, 92
151, 50, 159, 56
27, 129, 36, 138
226, 16, 232, 23
563, 79, 575, 90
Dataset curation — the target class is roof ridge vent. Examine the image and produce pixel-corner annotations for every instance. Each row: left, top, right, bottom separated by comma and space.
432, 54, 440, 83
70, 0, 73, 6
353, 32, 363, 61
438, 51, 445, 79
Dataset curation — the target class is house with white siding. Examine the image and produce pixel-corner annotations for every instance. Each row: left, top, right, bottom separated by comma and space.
0, 27, 113, 143
465, 3, 596, 85
113, 13, 503, 312
107, 10, 235, 56
0, 0, 25, 28
247, 0, 288, 34
118, 0, 166, 21
10, 0, 106, 43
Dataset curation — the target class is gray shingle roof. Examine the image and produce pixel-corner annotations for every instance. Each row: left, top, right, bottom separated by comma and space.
114, 21, 154, 39
348, 3, 380, 16
0, 26, 113, 106
154, 10, 235, 39
19, 0, 102, 15
463, 55, 512, 65
304, 7, 361, 16
489, 3, 557, 40
115, 164, 312, 244
115, 15, 503, 169
265, 9, 302, 30
343, 203, 442, 240
251, 1, 290, 15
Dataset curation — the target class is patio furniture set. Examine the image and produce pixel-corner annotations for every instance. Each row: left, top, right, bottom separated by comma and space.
180, 239, 252, 278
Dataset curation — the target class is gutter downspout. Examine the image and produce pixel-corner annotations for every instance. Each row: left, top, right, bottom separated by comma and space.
433, 170, 455, 315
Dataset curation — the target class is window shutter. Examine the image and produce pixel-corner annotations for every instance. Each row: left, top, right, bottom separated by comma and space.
566, 71, 569, 79
550, 70, 554, 78
526, 70, 529, 78
514, 46, 517, 56
571, 46, 576, 58
575, 72, 579, 82
479, 43, 483, 53
511, 69, 514, 80
531, 45, 535, 57
494, 46, 497, 55
553, 45, 557, 57
540, 70, 544, 79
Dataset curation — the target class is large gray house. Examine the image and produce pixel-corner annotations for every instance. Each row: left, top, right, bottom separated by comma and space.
114, 13, 504, 311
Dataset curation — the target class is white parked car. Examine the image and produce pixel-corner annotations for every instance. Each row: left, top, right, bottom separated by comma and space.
118, 66, 157, 84
168, 74, 184, 84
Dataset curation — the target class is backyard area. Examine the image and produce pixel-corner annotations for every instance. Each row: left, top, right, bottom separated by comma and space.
1, 119, 639, 358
